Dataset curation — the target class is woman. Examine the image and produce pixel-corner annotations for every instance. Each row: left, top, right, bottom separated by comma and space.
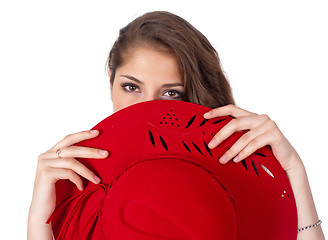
27, 11, 324, 239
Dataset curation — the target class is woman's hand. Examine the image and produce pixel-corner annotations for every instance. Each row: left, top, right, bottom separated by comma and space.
28, 130, 109, 224
203, 104, 303, 172
204, 104, 325, 239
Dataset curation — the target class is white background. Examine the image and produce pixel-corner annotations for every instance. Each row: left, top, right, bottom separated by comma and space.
0, 0, 327, 238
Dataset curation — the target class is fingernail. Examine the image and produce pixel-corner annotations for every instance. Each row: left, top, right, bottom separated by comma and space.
208, 139, 216, 148
203, 112, 211, 118
233, 155, 239, 162
90, 130, 98, 134
99, 150, 108, 156
94, 176, 101, 183
219, 154, 228, 163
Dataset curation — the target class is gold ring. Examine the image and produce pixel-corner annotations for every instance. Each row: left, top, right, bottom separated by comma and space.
56, 149, 62, 159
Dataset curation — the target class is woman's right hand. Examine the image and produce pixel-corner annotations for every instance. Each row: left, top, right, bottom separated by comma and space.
28, 129, 109, 224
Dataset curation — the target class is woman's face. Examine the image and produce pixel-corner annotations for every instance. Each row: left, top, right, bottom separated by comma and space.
110, 46, 185, 113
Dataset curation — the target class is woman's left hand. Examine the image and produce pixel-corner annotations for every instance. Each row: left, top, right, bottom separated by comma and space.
203, 104, 302, 172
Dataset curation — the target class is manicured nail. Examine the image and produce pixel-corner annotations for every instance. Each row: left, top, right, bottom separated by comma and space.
208, 139, 216, 148
203, 112, 211, 118
94, 176, 101, 183
232, 155, 239, 162
90, 130, 98, 134
99, 150, 108, 156
219, 154, 228, 163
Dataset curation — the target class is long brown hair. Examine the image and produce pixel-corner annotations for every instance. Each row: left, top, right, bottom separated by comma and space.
105, 11, 235, 109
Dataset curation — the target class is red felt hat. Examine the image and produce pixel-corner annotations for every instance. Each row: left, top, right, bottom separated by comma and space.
46, 100, 297, 239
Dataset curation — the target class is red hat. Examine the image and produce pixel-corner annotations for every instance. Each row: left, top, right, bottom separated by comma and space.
46, 100, 297, 239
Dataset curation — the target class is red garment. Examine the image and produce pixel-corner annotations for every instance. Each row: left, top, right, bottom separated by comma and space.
46, 100, 297, 239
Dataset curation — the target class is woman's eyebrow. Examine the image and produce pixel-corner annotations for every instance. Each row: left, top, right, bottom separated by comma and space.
121, 74, 184, 88
121, 75, 143, 84
162, 83, 184, 88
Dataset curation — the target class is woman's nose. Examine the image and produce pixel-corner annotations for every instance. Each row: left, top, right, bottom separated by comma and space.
141, 93, 160, 102
133, 95, 159, 106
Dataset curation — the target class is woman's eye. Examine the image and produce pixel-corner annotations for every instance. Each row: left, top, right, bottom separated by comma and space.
165, 91, 177, 97
120, 82, 184, 99
164, 90, 184, 99
121, 83, 139, 92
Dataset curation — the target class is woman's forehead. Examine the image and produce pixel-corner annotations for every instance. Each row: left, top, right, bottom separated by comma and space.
116, 46, 183, 85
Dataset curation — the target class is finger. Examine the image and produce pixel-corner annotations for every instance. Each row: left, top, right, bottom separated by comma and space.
203, 104, 258, 119
41, 145, 109, 160
42, 158, 101, 185
49, 130, 100, 151
208, 115, 264, 149
218, 124, 268, 164
230, 133, 270, 164
43, 167, 85, 191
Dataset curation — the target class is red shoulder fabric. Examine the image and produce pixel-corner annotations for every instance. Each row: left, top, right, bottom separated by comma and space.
46, 100, 297, 239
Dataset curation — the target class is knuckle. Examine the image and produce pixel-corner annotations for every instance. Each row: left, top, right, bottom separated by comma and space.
269, 119, 277, 128
38, 150, 49, 160
229, 118, 242, 131
239, 148, 251, 159
37, 153, 44, 161
269, 129, 283, 145
66, 169, 77, 178
69, 160, 83, 172
249, 138, 259, 148
238, 152, 249, 161
259, 114, 270, 121
230, 119, 241, 130
241, 133, 252, 143
69, 160, 89, 175
67, 146, 82, 157
64, 133, 73, 140
65, 158, 76, 166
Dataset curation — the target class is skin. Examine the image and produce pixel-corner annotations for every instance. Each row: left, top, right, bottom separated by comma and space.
27, 46, 324, 240
109, 46, 185, 112
204, 106, 325, 239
